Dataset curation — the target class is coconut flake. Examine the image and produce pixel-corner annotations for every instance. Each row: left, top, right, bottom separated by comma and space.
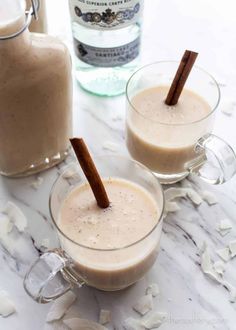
165, 201, 180, 213
164, 188, 187, 201
0, 290, 16, 317
229, 240, 236, 258
201, 191, 218, 205
44, 321, 69, 330
216, 228, 231, 237
216, 219, 232, 236
220, 99, 236, 116
185, 189, 202, 205
213, 260, 226, 276
85, 217, 98, 225
201, 244, 220, 282
2, 201, 27, 232
141, 311, 168, 329
63, 318, 107, 330
99, 309, 111, 325
0, 215, 13, 236
146, 283, 160, 297
62, 164, 80, 180
218, 219, 232, 231
46, 291, 76, 322
102, 141, 119, 152
222, 281, 236, 303
133, 294, 153, 316
123, 317, 145, 330
164, 187, 202, 205
216, 248, 231, 262
200, 246, 236, 303
41, 238, 50, 249
30, 176, 43, 190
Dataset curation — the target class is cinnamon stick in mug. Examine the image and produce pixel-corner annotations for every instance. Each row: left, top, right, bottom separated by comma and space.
165, 50, 198, 106
70, 138, 110, 209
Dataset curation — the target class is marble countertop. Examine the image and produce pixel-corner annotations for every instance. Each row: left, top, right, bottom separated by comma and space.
1, 0, 236, 329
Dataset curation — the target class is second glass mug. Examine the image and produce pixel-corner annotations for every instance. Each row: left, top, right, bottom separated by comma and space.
126, 62, 236, 184
23, 156, 164, 303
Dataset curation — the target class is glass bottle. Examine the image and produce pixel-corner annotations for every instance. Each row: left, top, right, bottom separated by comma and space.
68, 0, 144, 96
0, 0, 72, 177
26, 0, 47, 33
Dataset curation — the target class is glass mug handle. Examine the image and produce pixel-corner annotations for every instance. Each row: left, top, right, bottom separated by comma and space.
23, 249, 84, 303
189, 134, 236, 184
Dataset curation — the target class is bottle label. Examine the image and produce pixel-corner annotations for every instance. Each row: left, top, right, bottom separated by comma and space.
74, 37, 140, 67
69, 0, 143, 30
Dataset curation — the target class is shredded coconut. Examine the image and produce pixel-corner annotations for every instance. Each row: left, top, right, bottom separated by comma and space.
216, 219, 232, 236
216, 248, 231, 262
201, 190, 218, 205
165, 187, 187, 201
99, 309, 111, 325
201, 244, 236, 303
102, 141, 119, 152
0, 290, 16, 317
40, 238, 50, 250
46, 291, 76, 322
165, 201, 180, 213
44, 321, 68, 330
133, 294, 153, 316
2, 201, 27, 232
64, 318, 107, 330
220, 99, 236, 116
141, 311, 168, 329
185, 189, 202, 205
229, 240, 236, 258
123, 317, 145, 330
62, 164, 80, 180
30, 176, 43, 190
146, 283, 160, 297
201, 243, 220, 282
0, 215, 13, 237
222, 281, 236, 303
164, 187, 202, 205
213, 260, 226, 276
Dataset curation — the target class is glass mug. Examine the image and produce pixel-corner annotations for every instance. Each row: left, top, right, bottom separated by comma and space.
126, 62, 236, 184
24, 156, 164, 303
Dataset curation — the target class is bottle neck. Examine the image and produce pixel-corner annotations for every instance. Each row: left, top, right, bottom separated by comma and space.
0, 5, 31, 56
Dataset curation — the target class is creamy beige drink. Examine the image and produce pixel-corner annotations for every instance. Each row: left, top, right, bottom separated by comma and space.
26, 0, 47, 33
0, 1, 72, 176
126, 86, 212, 176
58, 178, 161, 291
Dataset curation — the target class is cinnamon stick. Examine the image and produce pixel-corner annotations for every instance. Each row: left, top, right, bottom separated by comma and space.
70, 138, 110, 209
165, 50, 198, 106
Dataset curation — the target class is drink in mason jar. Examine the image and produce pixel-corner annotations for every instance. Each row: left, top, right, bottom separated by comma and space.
0, 0, 72, 177
68, 0, 143, 96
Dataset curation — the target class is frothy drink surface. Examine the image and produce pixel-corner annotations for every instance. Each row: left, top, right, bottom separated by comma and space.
59, 178, 158, 249
58, 178, 161, 290
131, 86, 211, 126
127, 86, 212, 176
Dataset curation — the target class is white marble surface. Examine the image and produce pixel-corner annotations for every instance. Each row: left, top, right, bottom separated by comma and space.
1, 0, 236, 329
